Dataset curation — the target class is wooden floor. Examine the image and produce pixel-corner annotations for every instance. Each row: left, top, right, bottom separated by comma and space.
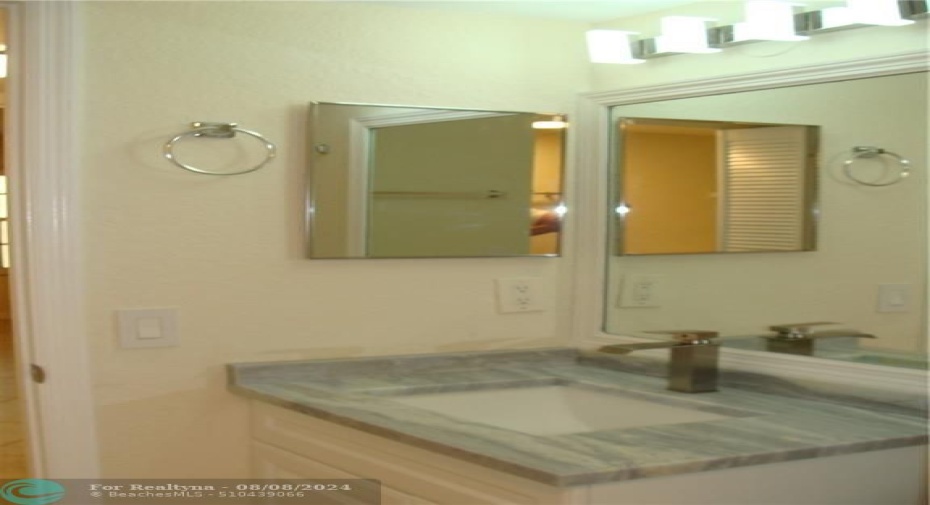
0, 320, 27, 479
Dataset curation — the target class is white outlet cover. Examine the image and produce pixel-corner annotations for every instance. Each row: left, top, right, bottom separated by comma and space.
618, 274, 663, 308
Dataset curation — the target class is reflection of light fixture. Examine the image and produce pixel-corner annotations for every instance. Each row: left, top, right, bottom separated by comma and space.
710, 1, 808, 46
0, 44, 7, 79
638, 16, 721, 57
615, 204, 631, 216
586, 30, 645, 64
532, 115, 569, 129
553, 204, 568, 217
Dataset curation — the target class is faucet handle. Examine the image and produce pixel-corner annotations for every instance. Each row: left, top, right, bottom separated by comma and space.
768, 322, 837, 339
645, 330, 719, 345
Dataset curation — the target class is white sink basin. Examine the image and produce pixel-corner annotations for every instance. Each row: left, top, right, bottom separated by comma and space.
392, 385, 732, 435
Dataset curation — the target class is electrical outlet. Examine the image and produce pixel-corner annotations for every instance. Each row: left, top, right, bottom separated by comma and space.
495, 277, 545, 313
618, 274, 663, 308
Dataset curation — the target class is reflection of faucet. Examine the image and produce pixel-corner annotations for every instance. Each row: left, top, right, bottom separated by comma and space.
597, 331, 719, 393
764, 322, 877, 356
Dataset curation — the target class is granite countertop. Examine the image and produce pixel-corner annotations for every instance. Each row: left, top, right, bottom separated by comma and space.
226, 348, 928, 487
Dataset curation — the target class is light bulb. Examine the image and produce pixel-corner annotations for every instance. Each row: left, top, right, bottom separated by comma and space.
732, 1, 808, 42
654, 16, 720, 54
845, 0, 914, 26
586, 30, 645, 64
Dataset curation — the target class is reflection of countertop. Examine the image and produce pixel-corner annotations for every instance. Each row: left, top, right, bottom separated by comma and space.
227, 348, 927, 487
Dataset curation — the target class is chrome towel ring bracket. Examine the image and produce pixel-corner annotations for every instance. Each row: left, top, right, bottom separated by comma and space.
842, 146, 911, 187
163, 122, 277, 176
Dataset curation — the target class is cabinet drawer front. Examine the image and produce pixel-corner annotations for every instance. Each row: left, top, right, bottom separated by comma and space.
250, 402, 572, 505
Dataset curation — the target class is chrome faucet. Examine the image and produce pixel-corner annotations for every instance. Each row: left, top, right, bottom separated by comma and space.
764, 322, 877, 356
597, 331, 720, 393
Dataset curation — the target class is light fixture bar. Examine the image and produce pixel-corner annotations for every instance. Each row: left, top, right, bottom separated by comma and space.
588, 0, 925, 65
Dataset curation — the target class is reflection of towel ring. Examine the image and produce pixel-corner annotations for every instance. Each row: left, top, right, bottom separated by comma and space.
163, 122, 277, 176
842, 146, 911, 187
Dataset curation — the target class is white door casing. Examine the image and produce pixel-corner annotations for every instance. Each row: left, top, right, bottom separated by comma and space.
5, 1, 100, 478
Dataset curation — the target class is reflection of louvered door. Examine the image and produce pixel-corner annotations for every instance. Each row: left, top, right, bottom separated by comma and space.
718, 126, 810, 252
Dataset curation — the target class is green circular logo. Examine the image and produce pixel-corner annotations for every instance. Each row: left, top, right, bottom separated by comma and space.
0, 480, 65, 505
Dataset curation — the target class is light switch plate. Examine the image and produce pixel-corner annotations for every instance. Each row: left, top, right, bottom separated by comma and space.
117, 308, 179, 349
877, 284, 911, 313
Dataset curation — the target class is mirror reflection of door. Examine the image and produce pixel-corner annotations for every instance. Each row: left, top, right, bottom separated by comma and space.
367, 115, 536, 257
618, 118, 816, 255
308, 102, 566, 259
718, 126, 812, 252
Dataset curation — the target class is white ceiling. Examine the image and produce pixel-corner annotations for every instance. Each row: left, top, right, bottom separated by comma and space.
368, 1, 701, 22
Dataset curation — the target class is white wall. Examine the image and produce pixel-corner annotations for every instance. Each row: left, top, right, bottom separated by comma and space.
79, 1, 589, 477
78, 0, 927, 478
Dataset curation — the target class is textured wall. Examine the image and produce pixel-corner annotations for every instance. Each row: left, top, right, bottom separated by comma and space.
80, 1, 589, 477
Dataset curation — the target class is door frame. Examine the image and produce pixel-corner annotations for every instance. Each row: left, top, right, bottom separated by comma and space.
5, 1, 100, 477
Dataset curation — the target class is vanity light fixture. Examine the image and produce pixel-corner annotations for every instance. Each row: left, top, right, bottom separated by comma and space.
636, 16, 721, 58
615, 204, 631, 216
708, 0, 809, 46
532, 115, 569, 129
798, 0, 916, 33
588, 0, 925, 64
586, 30, 645, 64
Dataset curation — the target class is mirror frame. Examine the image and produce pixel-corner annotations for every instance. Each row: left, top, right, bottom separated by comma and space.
570, 50, 928, 394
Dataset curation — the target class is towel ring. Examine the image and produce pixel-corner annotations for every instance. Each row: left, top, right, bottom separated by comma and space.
163, 122, 277, 176
842, 146, 911, 187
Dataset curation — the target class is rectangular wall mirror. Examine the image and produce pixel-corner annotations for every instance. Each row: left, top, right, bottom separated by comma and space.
604, 71, 927, 370
306, 102, 566, 259
615, 117, 818, 255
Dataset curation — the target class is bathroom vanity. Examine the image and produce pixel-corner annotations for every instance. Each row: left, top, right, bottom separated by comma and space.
227, 349, 927, 505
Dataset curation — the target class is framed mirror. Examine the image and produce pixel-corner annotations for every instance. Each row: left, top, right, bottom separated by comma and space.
600, 69, 927, 370
306, 102, 567, 259
614, 117, 819, 255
